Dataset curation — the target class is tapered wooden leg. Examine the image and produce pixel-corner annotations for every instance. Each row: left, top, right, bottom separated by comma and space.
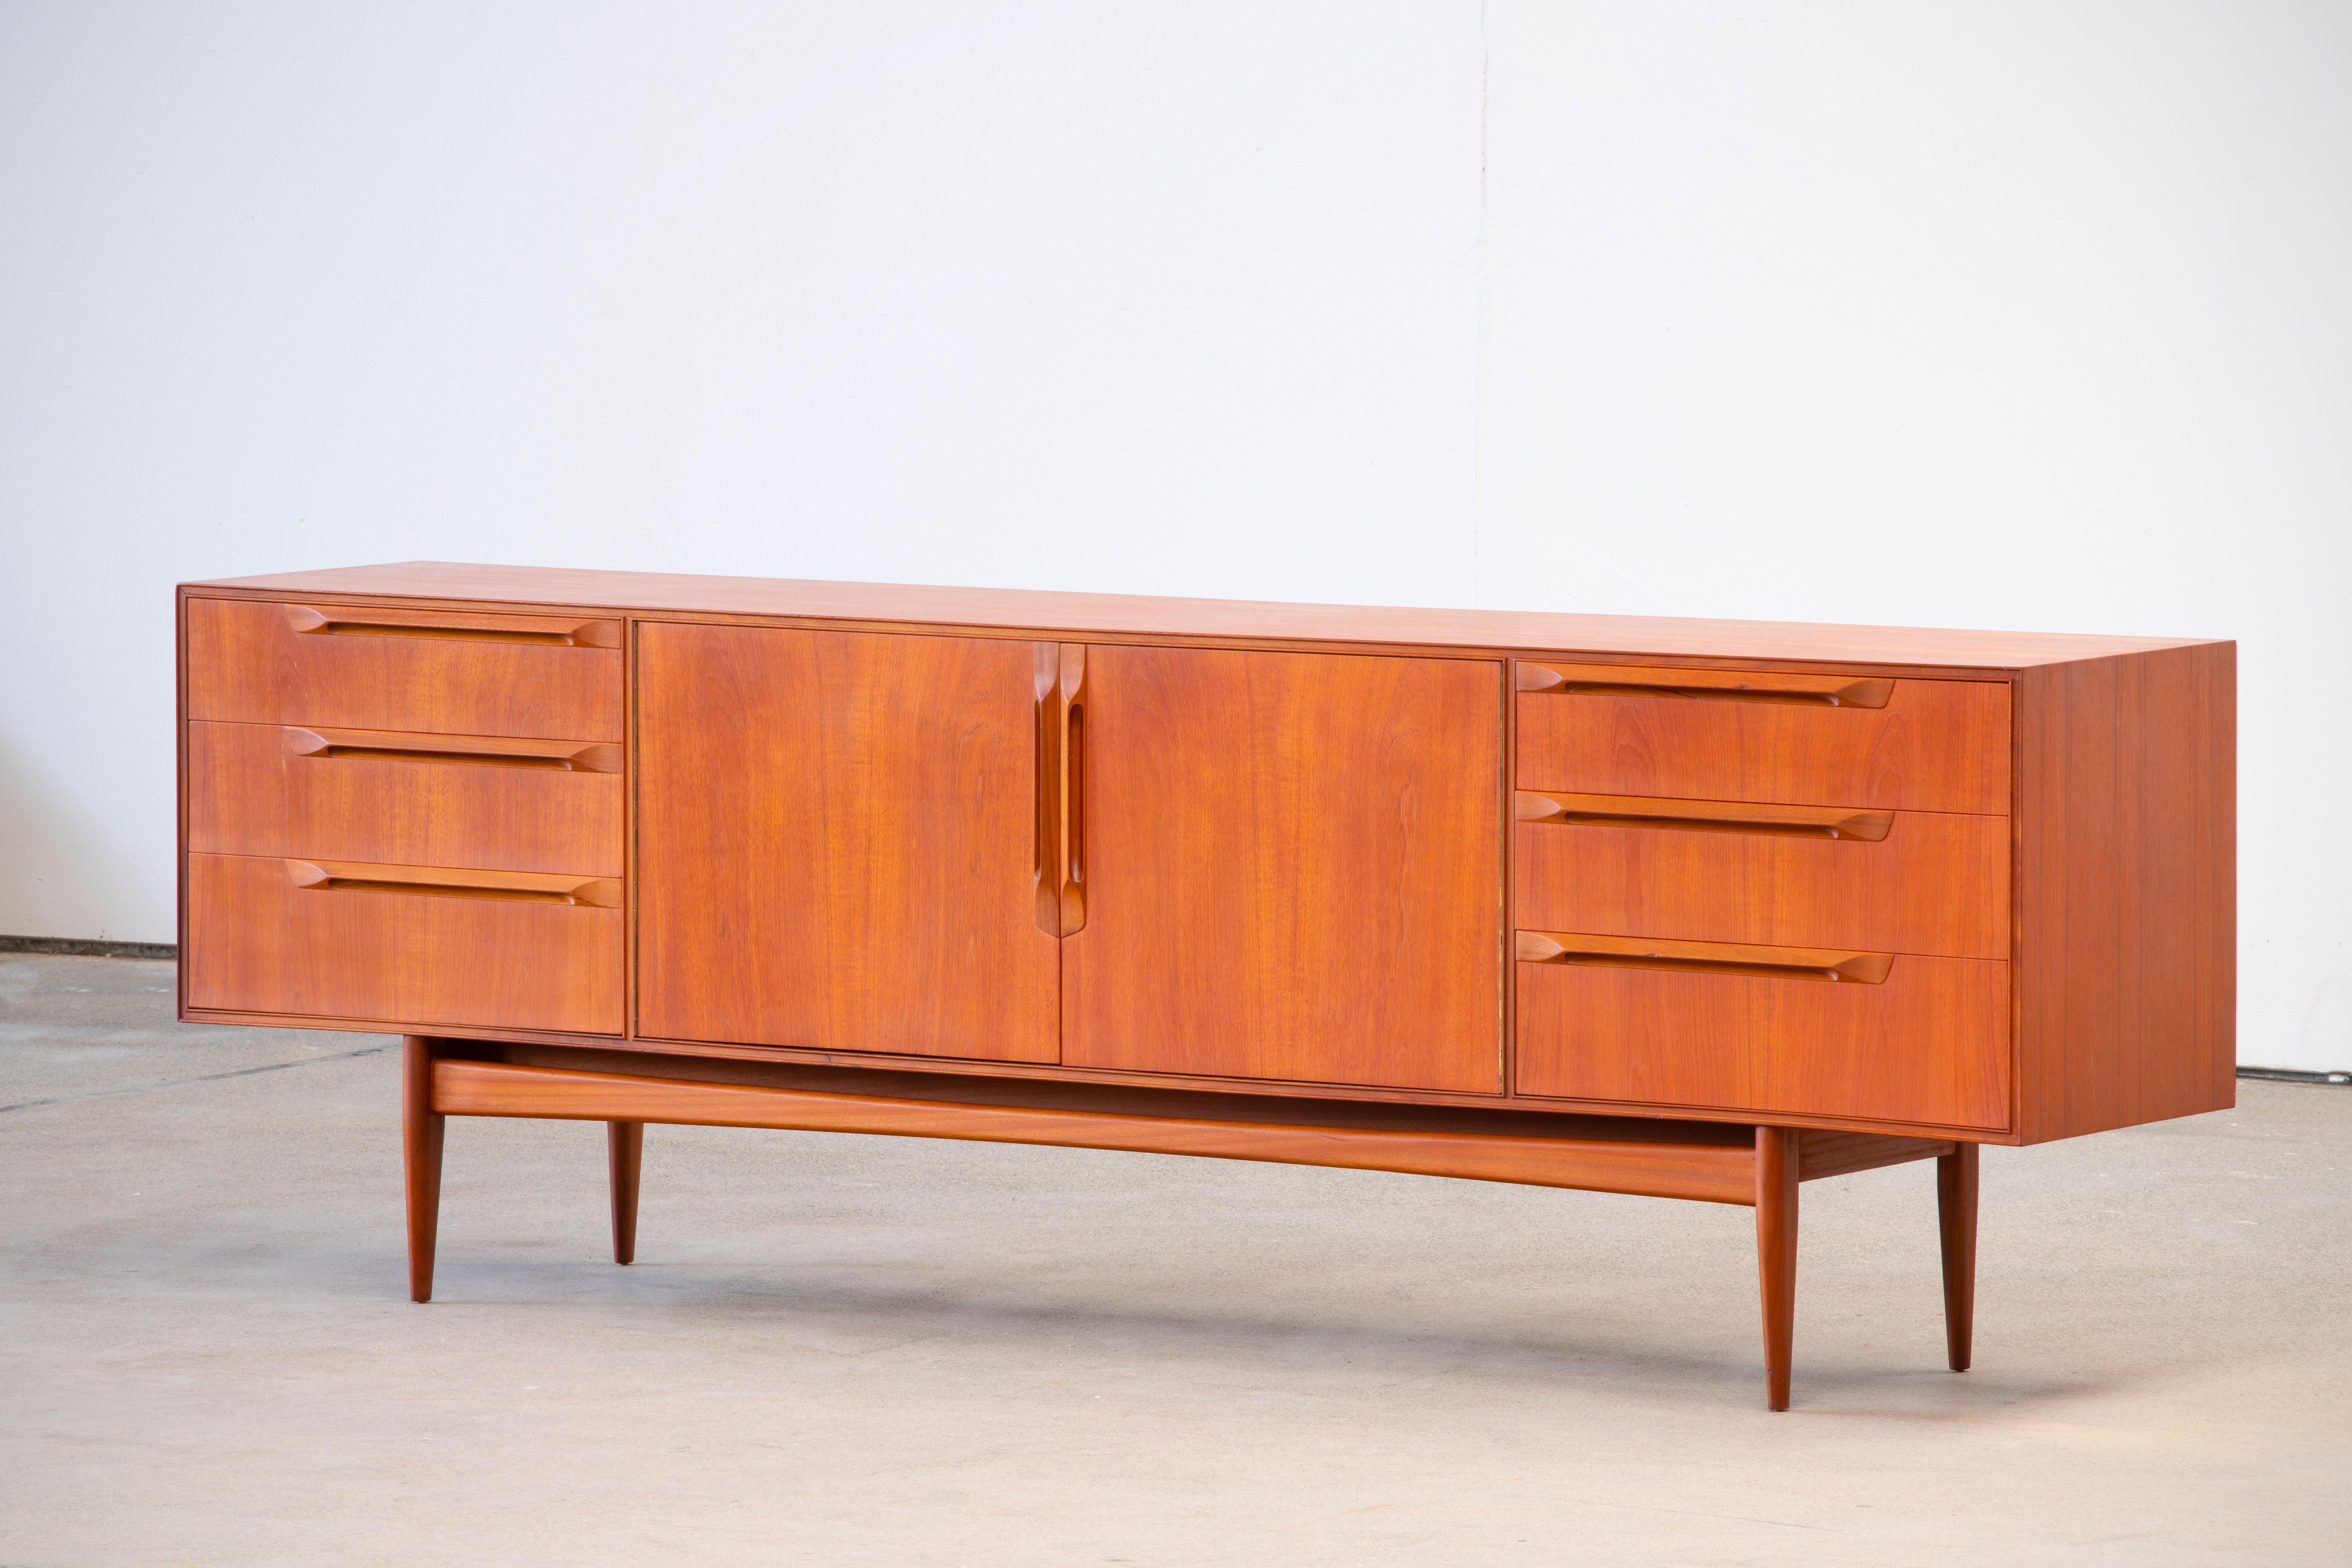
1938, 1141, 1979, 1372
608, 1121, 643, 1265
402, 1037, 444, 1303
1756, 1126, 1801, 1410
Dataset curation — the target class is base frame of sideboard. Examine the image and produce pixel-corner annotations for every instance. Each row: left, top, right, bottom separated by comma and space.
400, 1037, 1981, 1411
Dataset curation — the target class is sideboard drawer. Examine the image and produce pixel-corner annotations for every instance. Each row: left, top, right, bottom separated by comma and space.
1515, 664, 2010, 815
184, 852, 623, 1035
1514, 933, 2009, 1132
188, 720, 623, 876
185, 597, 623, 741
1513, 793, 2009, 960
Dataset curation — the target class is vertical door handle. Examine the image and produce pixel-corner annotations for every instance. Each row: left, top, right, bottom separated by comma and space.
1034, 643, 1087, 937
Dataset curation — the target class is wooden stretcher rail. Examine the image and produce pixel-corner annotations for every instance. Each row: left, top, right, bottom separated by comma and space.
404, 1046, 1969, 1411
433, 1058, 1775, 1204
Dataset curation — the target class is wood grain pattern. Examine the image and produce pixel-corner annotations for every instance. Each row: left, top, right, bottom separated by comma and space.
472, 1036, 1959, 1180
1062, 645, 1503, 1093
1514, 808, 2008, 960
469, 1035, 1769, 1139
430, 1058, 1759, 1203
635, 623, 1060, 1063
1517, 677, 2012, 815
179, 1004, 2007, 1138
1756, 1127, 1801, 1410
1516, 952, 2010, 1132
495, 1031, 1959, 1182
2014, 645, 2237, 1142
1797, 1131, 1959, 1181
186, 563, 2223, 670
188, 720, 622, 876
185, 596, 621, 740
185, 852, 623, 1034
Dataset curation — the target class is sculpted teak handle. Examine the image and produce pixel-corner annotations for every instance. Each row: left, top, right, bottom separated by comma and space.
284, 603, 621, 648
1034, 643, 1087, 937
286, 858, 622, 908
1517, 661, 1894, 709
283, 726, 622, 773
1514, 790, 1895, 842
1516, 929, 1895, 985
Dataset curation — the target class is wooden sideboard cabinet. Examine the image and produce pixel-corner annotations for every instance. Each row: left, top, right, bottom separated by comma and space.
176, 563, 2236, 1408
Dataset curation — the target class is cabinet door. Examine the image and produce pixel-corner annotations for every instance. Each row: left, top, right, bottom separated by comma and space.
637, 624, 1059, 1062
1063, 645, 1504, 1093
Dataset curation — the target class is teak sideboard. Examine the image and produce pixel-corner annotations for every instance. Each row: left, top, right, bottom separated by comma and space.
176, 562, 2236, 1408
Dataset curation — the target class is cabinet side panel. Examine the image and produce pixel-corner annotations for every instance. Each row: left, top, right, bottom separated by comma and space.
2016, 645, 2236, 1142
176, 588, 192, 1018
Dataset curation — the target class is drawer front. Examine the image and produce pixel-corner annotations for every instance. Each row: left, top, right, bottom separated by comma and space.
1515, 664, 2010, 815
185, 597, 623, 741
1514, 793, 2009, 960
185, 852, 623, 1035
188, 721, 623, 876
1514, 934, 2009, 1131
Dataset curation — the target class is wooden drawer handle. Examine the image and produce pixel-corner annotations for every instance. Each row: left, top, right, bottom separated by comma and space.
1515, 790, 1894, 842
286, 859, 622, 908
1516, 929, 1894, 984
1517, 662, 1893, 709
284, 604, 621, 649
283, 726, 622, 774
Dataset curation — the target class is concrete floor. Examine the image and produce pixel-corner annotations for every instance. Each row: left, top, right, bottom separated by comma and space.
2, 955, 2347, 1566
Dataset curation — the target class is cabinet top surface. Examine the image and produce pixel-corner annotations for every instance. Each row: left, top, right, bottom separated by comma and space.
184, 561, 2225, 670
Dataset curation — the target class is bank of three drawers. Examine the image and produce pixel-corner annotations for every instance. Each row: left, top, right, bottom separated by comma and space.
181, 598, 625, 1036
1511, 661, 2011, 1133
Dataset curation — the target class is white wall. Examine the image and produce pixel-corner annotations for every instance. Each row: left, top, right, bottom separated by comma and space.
3, 2, 2344, 1068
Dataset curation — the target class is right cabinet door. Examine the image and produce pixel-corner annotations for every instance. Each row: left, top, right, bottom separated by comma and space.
1063, 644, 1504, 1094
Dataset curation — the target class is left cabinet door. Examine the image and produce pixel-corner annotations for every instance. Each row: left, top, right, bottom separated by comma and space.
637, 623, 1061, 1063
